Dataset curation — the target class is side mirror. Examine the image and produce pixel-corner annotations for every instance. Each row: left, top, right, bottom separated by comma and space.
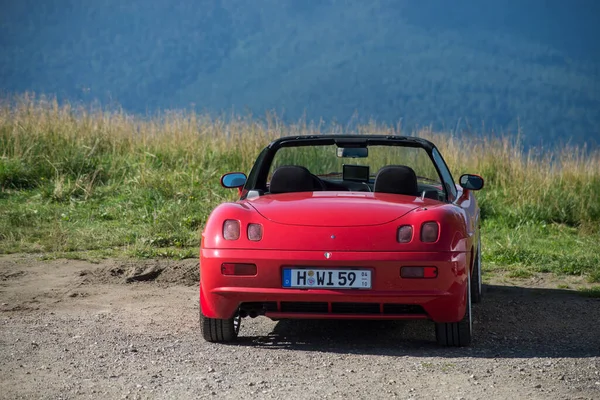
221, 172, 247, 188
459, 174, 484, 191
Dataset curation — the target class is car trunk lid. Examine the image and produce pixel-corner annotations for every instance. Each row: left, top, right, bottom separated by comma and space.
247, 192, 421, 227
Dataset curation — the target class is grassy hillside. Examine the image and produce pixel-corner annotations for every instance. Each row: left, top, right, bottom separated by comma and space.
1, 96, 599, 288
1, 0, 599, 146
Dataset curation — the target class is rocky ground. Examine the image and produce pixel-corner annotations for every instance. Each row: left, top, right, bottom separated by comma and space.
1, 254, 599, 399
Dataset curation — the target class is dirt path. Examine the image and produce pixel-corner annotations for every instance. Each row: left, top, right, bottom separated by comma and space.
1, 254, 599, 399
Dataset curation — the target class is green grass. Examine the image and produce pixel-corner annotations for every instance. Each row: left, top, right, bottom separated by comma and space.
507, 268, 534, 279
1, 95, 599, 285
482, 221, 600, 280
577, 287, 600, 298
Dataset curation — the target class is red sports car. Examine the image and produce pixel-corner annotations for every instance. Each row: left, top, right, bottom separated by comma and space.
200, 135, 484, 346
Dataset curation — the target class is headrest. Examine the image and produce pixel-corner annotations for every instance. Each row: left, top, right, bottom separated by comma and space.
269, 165, 317, 194
374, 165, 419, 196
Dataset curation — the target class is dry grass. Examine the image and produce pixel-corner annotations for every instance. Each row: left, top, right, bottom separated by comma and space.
0, 94, 599, 272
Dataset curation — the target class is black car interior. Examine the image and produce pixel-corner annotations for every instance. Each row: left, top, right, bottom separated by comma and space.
269, 165, 326, 194
264, 164, 443, 201
373, 165, 419, 196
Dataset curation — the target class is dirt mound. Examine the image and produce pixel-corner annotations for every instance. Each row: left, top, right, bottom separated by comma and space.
84, 258, 199, 286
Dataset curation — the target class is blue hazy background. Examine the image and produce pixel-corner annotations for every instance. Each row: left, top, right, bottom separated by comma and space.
1, 0, 599, 146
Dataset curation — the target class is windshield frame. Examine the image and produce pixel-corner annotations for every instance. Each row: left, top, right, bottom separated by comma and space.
243, 135, 455, 202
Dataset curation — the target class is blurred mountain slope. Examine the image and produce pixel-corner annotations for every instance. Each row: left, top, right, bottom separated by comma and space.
1, 0, 598, 145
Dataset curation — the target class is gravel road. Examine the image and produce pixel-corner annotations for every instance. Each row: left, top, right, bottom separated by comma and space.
1, 254, 599, 399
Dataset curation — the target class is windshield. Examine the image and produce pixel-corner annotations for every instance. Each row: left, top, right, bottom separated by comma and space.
269, 145, 440, 183
265, 144, 445, 200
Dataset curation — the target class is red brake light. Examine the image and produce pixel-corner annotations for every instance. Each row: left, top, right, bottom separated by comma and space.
401, 266, 438, 278
397, 225, 413, 243
221, 263, 257, 276
420, 222, 439, 243
223, 220, 240, 240
247, 223, 263, 241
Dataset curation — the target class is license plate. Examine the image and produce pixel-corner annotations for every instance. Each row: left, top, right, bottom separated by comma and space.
282, 268, 371, 289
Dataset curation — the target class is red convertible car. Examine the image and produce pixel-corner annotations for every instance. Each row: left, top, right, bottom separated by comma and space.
200, 135, 484, 346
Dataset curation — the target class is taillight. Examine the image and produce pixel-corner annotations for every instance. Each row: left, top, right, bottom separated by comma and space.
401, 266, 438, 278
223, 220, 240, 240
247, 223, 263, 241
221, 263, 257, 276
397, 225, 413, 243
420, 222, 439, 243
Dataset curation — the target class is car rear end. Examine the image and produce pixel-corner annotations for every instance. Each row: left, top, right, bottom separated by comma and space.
200, 194, 473, 326
200, 246, 469, 323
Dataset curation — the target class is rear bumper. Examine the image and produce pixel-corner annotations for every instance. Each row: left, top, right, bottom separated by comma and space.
200, 249, 469, 323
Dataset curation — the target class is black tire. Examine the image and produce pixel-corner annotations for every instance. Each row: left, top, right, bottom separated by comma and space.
435, 271, 472, 347
471, 237, 482, 304
200, 309, 241, 343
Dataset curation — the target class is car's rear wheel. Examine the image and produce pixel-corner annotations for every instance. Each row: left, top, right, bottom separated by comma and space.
471, 237, 482, 304
200, 309, 241, 343
435, 271, 472, 347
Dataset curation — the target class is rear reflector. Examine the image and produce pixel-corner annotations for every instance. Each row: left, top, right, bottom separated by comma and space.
401, 266, 438, 279
221, 263, 257, 276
